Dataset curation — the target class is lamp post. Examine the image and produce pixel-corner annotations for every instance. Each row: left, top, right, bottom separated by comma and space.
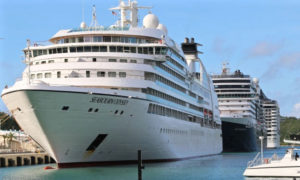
259, 136, 264, 163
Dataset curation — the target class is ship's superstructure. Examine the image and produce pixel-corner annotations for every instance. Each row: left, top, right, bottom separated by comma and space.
1, 1, 222, 168
262, 99, 280, 148
212, 64, 264, 152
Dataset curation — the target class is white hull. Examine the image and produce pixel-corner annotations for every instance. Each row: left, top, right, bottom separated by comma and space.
2, 85, 222, 167
244, 165, 300, 177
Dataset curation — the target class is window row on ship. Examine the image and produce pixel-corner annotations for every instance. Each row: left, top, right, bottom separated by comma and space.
28, 68, 203, 104
28, 45, 168, 58
53, 35, 161, 45
28, 45, 186, 66
30, 56, 187, 85
147, 103, 220, 129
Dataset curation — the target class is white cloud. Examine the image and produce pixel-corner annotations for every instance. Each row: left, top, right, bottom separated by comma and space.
290, 103, 300, 118
247, 41, 284, 58
261, 52, 300, 79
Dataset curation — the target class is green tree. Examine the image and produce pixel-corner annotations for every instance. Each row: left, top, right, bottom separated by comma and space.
6, 132, 16, 149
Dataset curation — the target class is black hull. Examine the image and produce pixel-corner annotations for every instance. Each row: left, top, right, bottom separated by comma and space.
222, 121, 258, 152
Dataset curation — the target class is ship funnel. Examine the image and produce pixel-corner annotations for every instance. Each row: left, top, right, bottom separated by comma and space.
184, 37, 189, 43
191, 37, 194, 43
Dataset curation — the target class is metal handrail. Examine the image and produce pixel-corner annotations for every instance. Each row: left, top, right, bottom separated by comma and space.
247, 152, 261, 167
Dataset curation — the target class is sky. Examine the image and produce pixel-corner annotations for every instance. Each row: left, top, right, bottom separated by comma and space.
0, 0, 300, 117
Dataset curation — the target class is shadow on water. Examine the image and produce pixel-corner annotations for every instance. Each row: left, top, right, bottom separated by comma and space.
0, 147, 298, 180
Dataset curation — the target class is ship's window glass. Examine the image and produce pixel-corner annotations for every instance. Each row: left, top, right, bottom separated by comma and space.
52, 48, 57, 54
149, 47, 154, 54
78, 37, 84, 42
92, 46, 99, 52
70, 47, 76, 52
109, 46, 116, 52
112, 36, 120, 42
64, 59, 68, 63
130, 47, 136, 53
93, 36, 102, 42
57, 48, 62, 53
77, 46, 83, 52
155, 47, 161, 55
161, 47, 167, 55
88, 108, 93, 112
38, 50, 43, 56
63, 47, 68, 53
64, 38, 69, 43
108, 72, 116, 77
124, 46, 130, 53
97, 71, 105, 77
129, 37, 137, 43
45, 73, 51, 78
57, 71, 61, 78
70, 38, 76, 43
37, 73, 42, 79
30, 74, 35, 79
93, 58, 97, 62
117, 46, 123, 52
62, 106, 69, 111
41, 61, 46, 64
43, 50, 47, 55
114, 110, 118, 114
33, 50, 37, 57
48, 60, 54, 63
86, 71, 90, 78
109, 59, 117, 62
138, 47, 143, 54
103, 36, 111, 42
84, 46, 91, 52
94, 108, 99, 112
49, 49, 53, 54
143, 47, 148, 54
100, 46, 107, 52
84, 36, 92, 42
120, 110, 124, 115
35, 62, 39, 65
120, 59, 127, 63
119, 72, 126, 78
130, 59, 137, 63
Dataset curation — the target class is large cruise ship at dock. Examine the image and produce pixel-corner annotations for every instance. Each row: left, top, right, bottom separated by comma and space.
1, 1, 222, 168
212, 64, 265, 152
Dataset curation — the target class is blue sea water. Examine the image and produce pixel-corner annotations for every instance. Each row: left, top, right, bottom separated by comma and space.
0, 147, 296, 180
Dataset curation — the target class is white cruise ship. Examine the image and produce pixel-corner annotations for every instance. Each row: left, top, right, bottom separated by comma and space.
212, 63, 264, 152
262, 99, 280, 149
1, 1, 222, 168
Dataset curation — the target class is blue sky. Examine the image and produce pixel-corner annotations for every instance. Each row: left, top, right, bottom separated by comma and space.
0, 0, 300, 117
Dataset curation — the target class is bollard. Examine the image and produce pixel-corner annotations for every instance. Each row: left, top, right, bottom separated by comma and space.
138, 150, 145, 180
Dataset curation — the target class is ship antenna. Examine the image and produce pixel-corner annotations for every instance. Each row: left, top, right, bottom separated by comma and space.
90, 5, 98, 28
27, 39, 31, 85
81, 0, 85, 22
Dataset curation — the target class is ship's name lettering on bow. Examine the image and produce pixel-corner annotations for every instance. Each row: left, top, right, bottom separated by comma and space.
90, 97, 128, 105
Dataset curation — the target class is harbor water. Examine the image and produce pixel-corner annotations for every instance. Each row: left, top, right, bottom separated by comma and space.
0, 147, 296, 180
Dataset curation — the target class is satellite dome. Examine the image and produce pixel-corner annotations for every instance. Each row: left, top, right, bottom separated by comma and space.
80, 22, 87, 29
143, 13, 159, 29
253, 78, 259, 84
157, 24, 168, 34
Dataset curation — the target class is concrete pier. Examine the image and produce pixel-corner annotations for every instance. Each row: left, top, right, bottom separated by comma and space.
0, 153, 55, 167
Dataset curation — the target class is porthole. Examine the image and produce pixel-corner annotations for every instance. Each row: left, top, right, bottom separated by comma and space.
120, 110, 124, 115
114, 110, 118, 114
88, 108, 93, 112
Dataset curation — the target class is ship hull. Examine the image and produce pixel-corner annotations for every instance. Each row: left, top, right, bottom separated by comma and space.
2, 86, 222, 168
221, 118, 258, 152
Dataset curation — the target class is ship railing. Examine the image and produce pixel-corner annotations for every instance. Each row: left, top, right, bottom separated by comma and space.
247, 152, 261, 167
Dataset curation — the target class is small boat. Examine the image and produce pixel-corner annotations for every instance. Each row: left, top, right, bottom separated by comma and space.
244, 139, 300, 178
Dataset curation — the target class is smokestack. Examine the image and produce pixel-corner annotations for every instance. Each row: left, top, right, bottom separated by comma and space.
184, 37, 189, 43
191, 37, 194, 43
